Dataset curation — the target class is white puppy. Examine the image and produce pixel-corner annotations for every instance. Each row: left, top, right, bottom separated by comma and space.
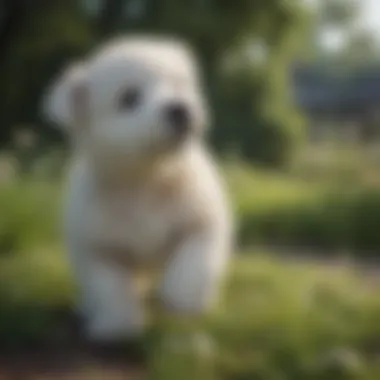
43, 36, 232, 342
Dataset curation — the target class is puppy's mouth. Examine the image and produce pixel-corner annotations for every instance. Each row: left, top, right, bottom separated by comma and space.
167, 122, 201, 149
141, 127, 196, 159
169, 126, 192, 146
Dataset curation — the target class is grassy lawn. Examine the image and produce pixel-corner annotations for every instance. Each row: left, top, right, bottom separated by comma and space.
0, 248, 379, 379
5, 153, 380, 255
1, 152, 380, 378
214, 254, 380, 379
222, 161, 380, 252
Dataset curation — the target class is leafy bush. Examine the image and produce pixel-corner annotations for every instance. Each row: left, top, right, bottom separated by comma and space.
0, 181, 60, 255
214, 67, 305, 169
4, 161, 380, 258
222, 162, 380, 254
0, 248, 73, 346
239, 188, 380, 253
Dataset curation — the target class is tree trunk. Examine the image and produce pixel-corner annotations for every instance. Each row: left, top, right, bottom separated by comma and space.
97, 0, 126, 39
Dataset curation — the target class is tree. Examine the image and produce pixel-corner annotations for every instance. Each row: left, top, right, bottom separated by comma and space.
318, 0, 358, 29
0, 0, 308, 167
0, 0, 91, 146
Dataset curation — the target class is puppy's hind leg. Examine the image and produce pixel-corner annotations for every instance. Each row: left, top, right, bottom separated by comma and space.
68, 248, 144, 343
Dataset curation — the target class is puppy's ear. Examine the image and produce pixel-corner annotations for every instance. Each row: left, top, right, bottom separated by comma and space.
42, 62, 89, 132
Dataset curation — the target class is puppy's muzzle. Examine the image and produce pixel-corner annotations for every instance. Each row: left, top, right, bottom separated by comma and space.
165, 102, 192, 138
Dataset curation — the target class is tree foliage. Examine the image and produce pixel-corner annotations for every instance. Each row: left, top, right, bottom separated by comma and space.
0, 0, 308, 167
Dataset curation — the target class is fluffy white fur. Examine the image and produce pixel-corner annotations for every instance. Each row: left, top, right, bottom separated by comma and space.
43, 36, 232, 342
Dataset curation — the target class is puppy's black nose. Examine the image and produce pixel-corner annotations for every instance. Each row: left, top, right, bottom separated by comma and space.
165, 103, 191, 135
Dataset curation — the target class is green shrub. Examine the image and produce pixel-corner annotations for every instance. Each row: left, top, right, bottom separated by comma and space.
214, 68, 305, 169
0, 248, 73, 346
0, 181, 60, 255
222, 162, 380, 254
239, 188, 380, 253
3, 161, 380, 257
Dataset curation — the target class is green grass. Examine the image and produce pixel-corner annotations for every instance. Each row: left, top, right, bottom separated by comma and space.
0, 247, 73, 346
4, 161, 380, 260
0, 246, 379, 379
1, 150, 380, 378
213, 254, 380, 379
0, 180, 61, 254
223, 162, 324, 214
2, 141, 380, 378
5, 153, 380, 258
221, 161, 380, 253
291, 142, 380, 186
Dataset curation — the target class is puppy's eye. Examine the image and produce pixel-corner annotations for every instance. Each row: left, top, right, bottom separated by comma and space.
118, 88, 141, 111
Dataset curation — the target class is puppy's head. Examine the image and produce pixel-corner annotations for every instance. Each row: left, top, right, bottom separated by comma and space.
43, 36, 209, 160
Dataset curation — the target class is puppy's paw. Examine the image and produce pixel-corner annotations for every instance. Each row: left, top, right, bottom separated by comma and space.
88, 338, 147, 364
85, 316, 144, 343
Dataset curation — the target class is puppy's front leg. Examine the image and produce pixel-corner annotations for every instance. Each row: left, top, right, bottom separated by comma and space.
150, 229, 229, 380
159, 228, 229, 314
73, 252, 144, 342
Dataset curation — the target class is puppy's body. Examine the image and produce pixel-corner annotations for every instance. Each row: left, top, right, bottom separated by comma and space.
44, 37, 232, 341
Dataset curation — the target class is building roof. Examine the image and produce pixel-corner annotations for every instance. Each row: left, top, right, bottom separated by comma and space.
291, 63, 380, 117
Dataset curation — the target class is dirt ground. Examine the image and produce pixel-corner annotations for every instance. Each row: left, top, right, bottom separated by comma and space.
0, 317, 146, 380
0, 344, 145, 380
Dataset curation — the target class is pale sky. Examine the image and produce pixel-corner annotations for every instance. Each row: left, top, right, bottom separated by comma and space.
361, 0, 380, 34
306, 0, 380, 51
308, 0, 380, 31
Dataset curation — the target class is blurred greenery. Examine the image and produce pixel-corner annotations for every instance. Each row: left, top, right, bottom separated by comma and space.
2, 1, 380, 379
4, 144, 380, 260
226, 145, 380, 252
0, 244, 379, 379
0, 0, 310, 167
216, 255, 380, 380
